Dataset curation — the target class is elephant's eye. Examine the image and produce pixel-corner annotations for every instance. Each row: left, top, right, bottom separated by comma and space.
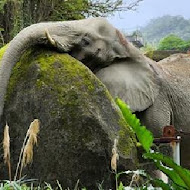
81, 37, 91, 47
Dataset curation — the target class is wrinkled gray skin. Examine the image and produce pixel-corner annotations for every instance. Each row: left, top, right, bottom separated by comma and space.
96, 49, 190, 168
0, 17, 129, 119
1, 17, 190, 167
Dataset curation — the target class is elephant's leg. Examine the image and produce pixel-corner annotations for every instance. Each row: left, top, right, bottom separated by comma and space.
136, 95, 172, 138
137, 97, 190, 169
137, 96, 173, 178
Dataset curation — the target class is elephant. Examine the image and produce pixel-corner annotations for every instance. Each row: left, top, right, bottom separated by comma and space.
96, 46, 190, 168
1, 17, 190, 168
0, 17, 129, 120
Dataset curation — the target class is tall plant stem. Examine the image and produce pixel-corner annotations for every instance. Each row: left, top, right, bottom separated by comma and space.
7, 155, 11, 181
115, 171, 118, 190
14, 133, 29, 181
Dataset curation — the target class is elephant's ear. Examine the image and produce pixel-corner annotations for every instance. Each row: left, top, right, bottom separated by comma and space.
110, 29, 131, 59
96, 62, 160, 112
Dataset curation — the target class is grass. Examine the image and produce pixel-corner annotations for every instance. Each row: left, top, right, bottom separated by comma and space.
2, 120, 40, 185
0, 180, 88, 190
1, 120, 89, 189
2, 100, 184, 189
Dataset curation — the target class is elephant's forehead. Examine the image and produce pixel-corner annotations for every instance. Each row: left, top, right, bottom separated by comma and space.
81, 18, 117, 38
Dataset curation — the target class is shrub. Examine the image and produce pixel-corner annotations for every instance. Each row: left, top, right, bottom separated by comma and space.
115, 98, 190, 190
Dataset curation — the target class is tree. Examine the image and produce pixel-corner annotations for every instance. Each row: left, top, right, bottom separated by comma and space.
0, 0, 143, 44
158, 34, 190, 51
141, 15, 190, 44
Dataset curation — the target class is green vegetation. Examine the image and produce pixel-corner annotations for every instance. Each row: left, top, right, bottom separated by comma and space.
1, 45, 138, 189
141, 15, 190, 44
0, 43, 8, 61
158, 34, 190, 51
3, 49, 190, 188
115, 98, 190, 190
0, 180, 87, 190
140, 15, 190, 60
0, 0, 142, 45
143, 34, 190, 61
0, 0, 124, 43
116, 98, 153, 153
141, 43, 156, 54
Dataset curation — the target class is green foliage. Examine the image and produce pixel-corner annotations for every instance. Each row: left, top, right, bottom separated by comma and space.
158, 34, 184, 50
50, 0, 88, 21
0, 0, 143, 43
117, 182, 124, 190
0, 0, 6, 12
158, 34, 190, 51
0, 177, 37, 190
144, 152, 190, 189
0, 180, 87, 190
115, 98, 153, 153
141, 43, 156, 54
151, 179, 171, 190
116, 98, 190, 189
0, 27, 4, 47
0, 0, 127, 42
141, 15, 190, 44
0, 44, 8, 60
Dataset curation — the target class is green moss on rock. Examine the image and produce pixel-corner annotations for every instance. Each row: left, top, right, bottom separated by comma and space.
2, 46, 138, 188
0, 44, 9, 62
117, 115, 137, 163
4, 47, 138, 159
145, 50, 185, 61
5, 48, 102, 104
2, 45, 137, 159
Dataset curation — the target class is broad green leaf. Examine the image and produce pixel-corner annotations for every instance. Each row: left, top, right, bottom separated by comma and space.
144, 152, 190, 189
151, 179, 172, 190
118, 182, 124, 190
154, 162, 187, 190
115, 98, 153, 152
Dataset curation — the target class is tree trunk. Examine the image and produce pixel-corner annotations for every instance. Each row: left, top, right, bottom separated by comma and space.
2, 0, 16, 42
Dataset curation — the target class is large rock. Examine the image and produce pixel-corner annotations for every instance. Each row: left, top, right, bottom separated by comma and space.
0, 47, 137, 189
145, 50, 186, 61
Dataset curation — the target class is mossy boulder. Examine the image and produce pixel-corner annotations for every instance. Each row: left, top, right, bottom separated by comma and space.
145, 50, 186, 61
0, 46, 137, 189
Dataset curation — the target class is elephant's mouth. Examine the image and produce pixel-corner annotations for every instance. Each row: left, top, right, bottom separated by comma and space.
81, 56, 110, 73
69, 46, 130, 73
69, 48, 110, 72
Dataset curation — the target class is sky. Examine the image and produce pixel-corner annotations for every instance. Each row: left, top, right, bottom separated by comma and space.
107, 0, 190, 32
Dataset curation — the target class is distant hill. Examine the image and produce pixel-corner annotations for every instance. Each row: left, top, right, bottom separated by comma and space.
140, 15, 190, 44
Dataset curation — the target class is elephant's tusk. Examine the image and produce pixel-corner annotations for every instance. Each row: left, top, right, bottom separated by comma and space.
45, 29, 56, 46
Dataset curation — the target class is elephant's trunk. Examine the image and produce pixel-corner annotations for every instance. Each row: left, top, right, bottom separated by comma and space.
0, 21, 73, 119
0, 17, 131, 121
0, 25, 42, 119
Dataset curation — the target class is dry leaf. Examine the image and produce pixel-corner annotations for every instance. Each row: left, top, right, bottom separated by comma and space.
111, 139, 119, 172
3, 123, 10, 164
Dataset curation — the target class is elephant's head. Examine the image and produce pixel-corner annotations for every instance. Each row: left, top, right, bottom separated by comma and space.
45, 18, 130, 70
0, 17, 130, 119
95, 40, 161, 113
